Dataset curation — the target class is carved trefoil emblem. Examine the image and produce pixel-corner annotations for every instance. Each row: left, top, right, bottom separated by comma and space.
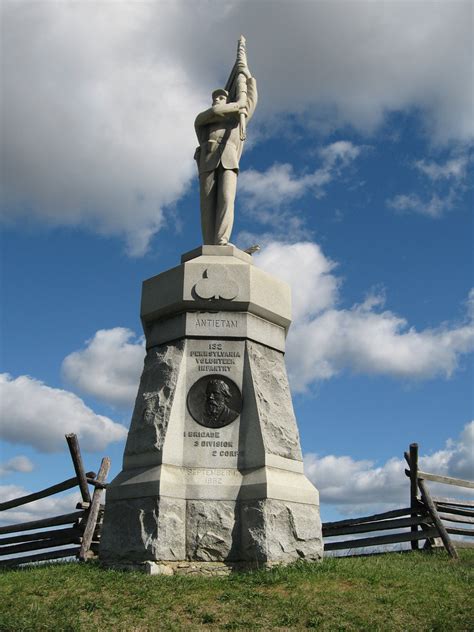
194, 267, 239, 300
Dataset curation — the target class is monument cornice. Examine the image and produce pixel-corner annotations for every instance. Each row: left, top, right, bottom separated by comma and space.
141, 247, 292, 333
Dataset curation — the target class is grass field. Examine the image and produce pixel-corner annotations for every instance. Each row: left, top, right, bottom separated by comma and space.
1, 550, 473, 631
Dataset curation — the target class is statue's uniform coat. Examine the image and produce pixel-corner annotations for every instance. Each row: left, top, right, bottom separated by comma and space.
194, 78, 258, 245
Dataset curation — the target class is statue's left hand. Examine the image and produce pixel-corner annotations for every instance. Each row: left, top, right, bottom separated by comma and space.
237, 62, 251, 79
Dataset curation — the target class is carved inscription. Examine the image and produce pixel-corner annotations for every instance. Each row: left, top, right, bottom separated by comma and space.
184, 467, 242, 486
184, 339, 244, 466
183, 431, 240, 458
193, 317, 239, 332
190, 342, 240, 373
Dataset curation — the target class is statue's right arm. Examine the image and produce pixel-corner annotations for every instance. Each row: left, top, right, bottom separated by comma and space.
195, 104, 241, 131
195, 107, 216, 129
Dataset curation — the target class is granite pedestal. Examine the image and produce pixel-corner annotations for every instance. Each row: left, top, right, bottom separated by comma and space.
100, 245, 323, 573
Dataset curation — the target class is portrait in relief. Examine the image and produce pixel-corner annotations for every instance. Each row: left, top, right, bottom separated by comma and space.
187, 375, 242, 428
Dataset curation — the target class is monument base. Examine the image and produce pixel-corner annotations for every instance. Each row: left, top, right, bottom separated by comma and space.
100, 495, 322, 567
101, 558, 314, 576
100, 246, 323, 569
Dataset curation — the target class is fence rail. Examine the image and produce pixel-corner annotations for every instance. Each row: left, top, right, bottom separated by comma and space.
322, 442, 473, 558
0, 434, 109, 568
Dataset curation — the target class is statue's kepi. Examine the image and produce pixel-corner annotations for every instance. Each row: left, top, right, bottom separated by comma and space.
100, 37, 323, 575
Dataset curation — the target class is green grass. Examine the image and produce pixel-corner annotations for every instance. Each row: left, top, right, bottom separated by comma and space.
1, 550, 473, 631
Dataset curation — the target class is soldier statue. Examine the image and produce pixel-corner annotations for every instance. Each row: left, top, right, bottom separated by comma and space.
194, 37, 258, 245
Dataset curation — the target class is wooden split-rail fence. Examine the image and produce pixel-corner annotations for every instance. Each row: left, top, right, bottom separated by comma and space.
2, 438, 472, 566
0, 434, 110, 568
322, 442, 474, 558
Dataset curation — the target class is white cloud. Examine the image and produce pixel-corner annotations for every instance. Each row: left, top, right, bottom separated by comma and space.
414, 156, 469, 181
305, 453, 406, 508
0, 374, 127, 453
0, 456, 34, 477
1, 2, 472, 252
449, 421, 474, 480
239, 141, 362, 211
236, 218, 309, 249
319, 141, 362, 168
256, 241, 340, 321
387, 192, 455, 218
387, 152, 471, 218
304, 421, 474, 513
0, 485, 81, 526
62, 328, 144, 409
288, 297, 474, 386
1, 2, 199, 256
234, 1, 473, 143
421, 420, 474, 482
240, 163, 315, 208
257, 242, 474, 390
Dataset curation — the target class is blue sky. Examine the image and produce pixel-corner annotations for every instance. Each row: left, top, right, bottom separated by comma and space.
1, 1, 473, 524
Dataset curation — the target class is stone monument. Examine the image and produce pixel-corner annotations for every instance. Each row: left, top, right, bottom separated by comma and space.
100, 38, 323, 575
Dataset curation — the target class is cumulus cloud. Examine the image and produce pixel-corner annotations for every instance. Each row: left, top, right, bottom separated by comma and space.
62, 328, 145, 409
0, 455, 34, 477
288, 296, 474, 386
420, 420, 474, 482
1, 2, 472, 252
240, 141, 362, 211
1, 2, 200, 256
0, 374, 127, 452
0, 485, 81, 526
305, 454, 406, 509
255, 241, 340, 321
304, 421, 474, 513
257, 242, 474, 390
234, 1, 473, 143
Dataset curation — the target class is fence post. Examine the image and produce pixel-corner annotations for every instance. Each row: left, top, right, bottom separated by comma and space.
418, 478, 459, 560
66, 433, 91, 505
409, 443, 419, 550
78, 457, 110, 561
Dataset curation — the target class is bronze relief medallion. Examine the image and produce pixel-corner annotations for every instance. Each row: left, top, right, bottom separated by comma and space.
187, 374, 242, 429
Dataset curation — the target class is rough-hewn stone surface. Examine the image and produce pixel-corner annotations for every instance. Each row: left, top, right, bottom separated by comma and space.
241, 499, 323, 562
186, 500, 238, 561
246, 341, 302, 461
101, 497, 321, 565
124, 341, 184, 457
100, 496, 185, 562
